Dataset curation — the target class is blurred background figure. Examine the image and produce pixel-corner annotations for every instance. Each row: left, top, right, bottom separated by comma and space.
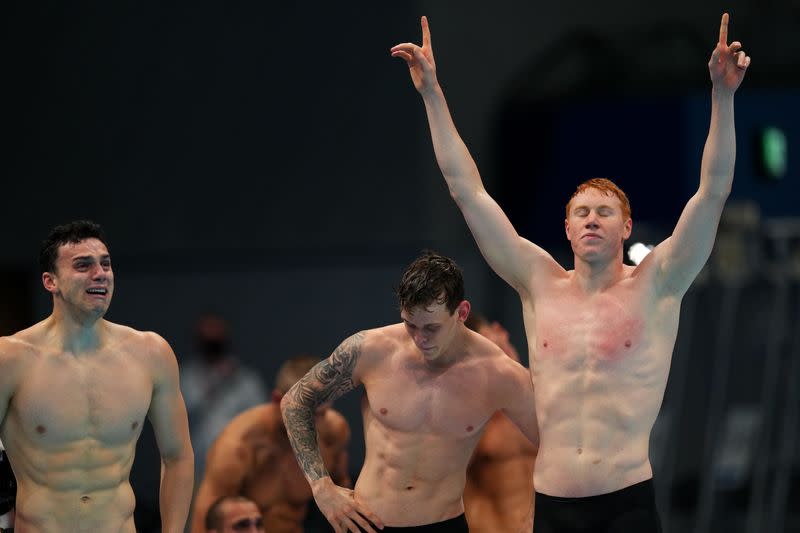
181, 314, 269, 484
464, 312, 537, 532
191, 355, 350, 533
205, 495, 265, 533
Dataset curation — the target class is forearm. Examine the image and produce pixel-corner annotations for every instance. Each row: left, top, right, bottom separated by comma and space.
421, 85, 484, 202
281, 398, 330, 484
159, 454, 194, 533
699, 89, 736, 197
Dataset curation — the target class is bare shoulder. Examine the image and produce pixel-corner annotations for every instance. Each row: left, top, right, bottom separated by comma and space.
234, 403, 282, 439
109, 322, 176, 364
0, 334, 37, 378
339, 325, 403, 374
361, 324, 403, 354
467, 330, 528, 381
523, 241, 570, 292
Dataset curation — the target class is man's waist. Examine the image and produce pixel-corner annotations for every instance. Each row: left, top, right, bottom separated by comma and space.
533, 456, 652, 498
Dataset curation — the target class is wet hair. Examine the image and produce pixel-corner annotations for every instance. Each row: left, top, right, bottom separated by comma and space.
205, 495, 255, 530
39, 220, 109, 274
395, 251, 465, 314
274, 355, 322, 394
566, 178, 631, 220
464, 311, 487, 332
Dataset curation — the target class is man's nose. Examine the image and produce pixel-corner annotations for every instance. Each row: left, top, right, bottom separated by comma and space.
91, 264, 107, 279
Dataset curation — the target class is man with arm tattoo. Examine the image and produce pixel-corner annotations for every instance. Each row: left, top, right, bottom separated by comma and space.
393, 14, 749, 532
281, 252, 538, 533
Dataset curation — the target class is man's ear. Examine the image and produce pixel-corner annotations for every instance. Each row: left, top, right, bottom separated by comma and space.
457, 300, 471, 322
42, 271, 57, 294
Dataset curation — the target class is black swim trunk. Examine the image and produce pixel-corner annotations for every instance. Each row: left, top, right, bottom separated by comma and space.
361, 513, 468, 532
533, 479, 662, 533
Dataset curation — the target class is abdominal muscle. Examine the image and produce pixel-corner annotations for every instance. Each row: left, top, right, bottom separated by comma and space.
7, 436, 139, 533
530, 346, 669, 497
15, 481, 136, 533
354, 425, 477, 526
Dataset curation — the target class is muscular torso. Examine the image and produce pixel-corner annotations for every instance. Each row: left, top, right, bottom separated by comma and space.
202, 404, 346, 533
526, 266, 678, 496
0, 321, 155, 533
355, 326, 513, 527
464, 412, 536, 532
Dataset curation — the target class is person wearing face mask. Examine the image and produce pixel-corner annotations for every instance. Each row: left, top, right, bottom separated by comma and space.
181, 314, 268, 485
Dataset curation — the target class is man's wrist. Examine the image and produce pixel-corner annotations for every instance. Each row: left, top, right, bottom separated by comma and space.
309, 475, 333, 495
420, 82, 444, 101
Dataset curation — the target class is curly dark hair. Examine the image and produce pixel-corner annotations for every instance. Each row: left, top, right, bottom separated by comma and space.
395, 251, 465, 314
39, 220, 109, 274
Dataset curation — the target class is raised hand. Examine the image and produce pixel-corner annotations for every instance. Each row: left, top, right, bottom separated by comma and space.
709, 13, 751, 94
313, 477, 384, 533
391, 16, 438, 95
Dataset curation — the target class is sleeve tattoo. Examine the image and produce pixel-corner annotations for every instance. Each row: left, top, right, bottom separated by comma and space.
282, 332, 364, 481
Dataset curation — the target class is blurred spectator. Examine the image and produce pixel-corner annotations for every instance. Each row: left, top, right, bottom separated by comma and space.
181, 314, 268, 483
463, 312, 537, 532
204, 495, 265, 533
190, 355, 350, 533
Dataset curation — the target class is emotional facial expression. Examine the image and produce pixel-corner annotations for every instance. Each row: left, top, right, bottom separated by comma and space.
565, 188, 632, 261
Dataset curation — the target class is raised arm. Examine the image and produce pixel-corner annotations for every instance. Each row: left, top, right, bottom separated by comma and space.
391, 17, 553, 292
146, 333, 194, 533
651, 13, 750, 295
280, 332, 383, 533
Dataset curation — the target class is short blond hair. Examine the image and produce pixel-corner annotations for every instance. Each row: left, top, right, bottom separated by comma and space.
274, 355, 322, 394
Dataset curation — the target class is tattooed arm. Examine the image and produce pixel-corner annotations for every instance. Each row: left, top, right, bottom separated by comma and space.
280, 332, 383, 533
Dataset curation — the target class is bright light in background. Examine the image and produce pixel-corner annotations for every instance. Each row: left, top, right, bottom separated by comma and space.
628, 242, 654, 265
758, 126, 788, 180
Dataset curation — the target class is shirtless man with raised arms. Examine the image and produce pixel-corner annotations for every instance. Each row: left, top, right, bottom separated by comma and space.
0, 220, 194, 532
281, 252, 538, 532
463, 314, 536, 532
191, 355, 351, 533
392, 14, 749, 531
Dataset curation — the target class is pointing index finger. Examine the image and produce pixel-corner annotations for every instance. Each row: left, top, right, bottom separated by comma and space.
719, 12, 729, 45
421, 15, 432, 50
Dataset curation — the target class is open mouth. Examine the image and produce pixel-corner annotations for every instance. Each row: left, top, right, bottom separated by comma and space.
86, 288, 108, 296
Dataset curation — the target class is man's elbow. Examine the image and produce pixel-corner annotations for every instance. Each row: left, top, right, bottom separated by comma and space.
162, 441, 195, 467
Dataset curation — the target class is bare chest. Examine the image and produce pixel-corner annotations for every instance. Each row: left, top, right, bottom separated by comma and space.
11, 354, 152, 446
533, 287, 652, 372
363, 366, 493, 439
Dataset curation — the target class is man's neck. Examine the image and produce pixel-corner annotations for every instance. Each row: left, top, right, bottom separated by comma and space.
46, 307, 105, 354
572, 254, 626, 293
